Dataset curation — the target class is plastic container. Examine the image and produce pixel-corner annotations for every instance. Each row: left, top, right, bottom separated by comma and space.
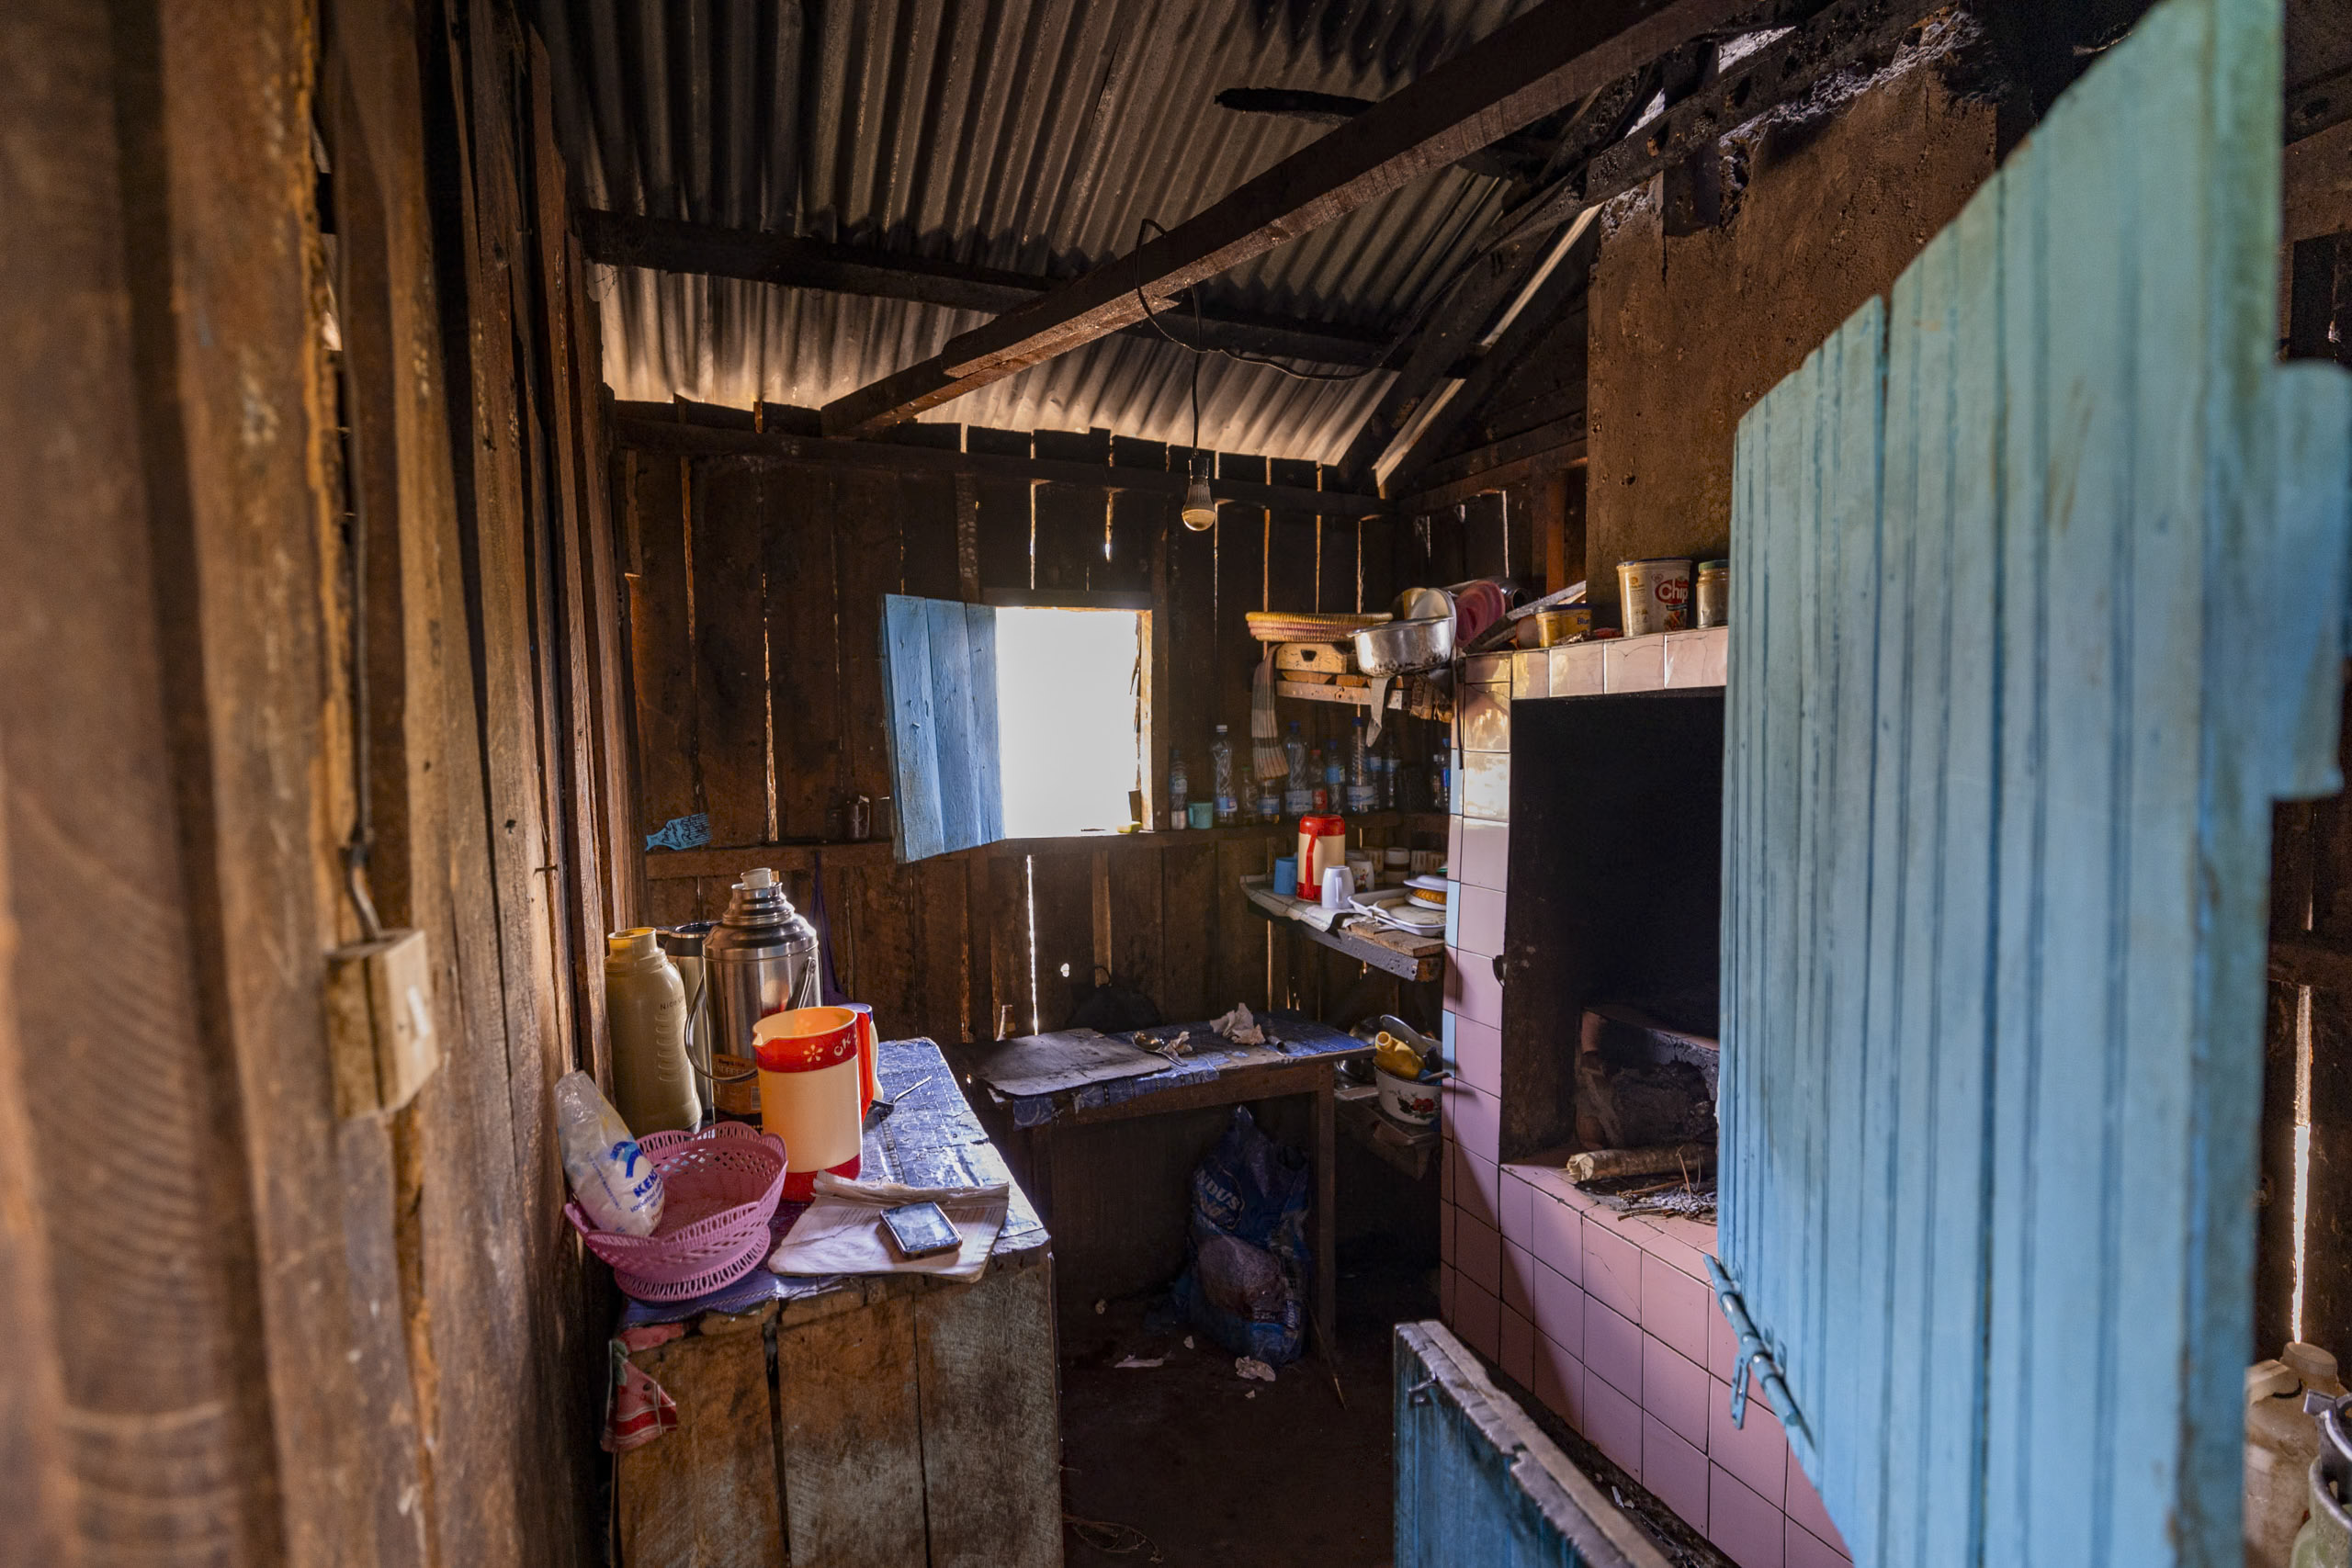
1617, 558, 1693, 636
2250, 1344, 2347, 1566
1375, 1066, 1439, 1125
1283, 723, 1311, 816
1188, 800, 1216, 829
605, 928, 700, 1134
1212, 725, 1238, 825
1272, 856, 1298, 897
754, 1006, 866, 1201
565, 1122, 787, 1302
1297, 815, 1347, 895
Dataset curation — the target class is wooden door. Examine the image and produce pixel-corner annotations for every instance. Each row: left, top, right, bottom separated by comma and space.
1715, 0, 2352, 1562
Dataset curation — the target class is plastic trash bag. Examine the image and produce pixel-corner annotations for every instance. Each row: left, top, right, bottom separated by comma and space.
1171, 1105, 1310, 1365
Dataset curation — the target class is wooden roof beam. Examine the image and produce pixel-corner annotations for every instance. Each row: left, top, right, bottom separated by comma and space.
818, 0, 1768, 439
576, 209, 1396, 370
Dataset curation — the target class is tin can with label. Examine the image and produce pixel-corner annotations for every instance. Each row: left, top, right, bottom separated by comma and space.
1616, 558, 1692, 636
1696, 559, 1729, 628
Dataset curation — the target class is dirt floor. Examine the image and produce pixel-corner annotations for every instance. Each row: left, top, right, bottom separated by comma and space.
1056, 1252, 1433, 1567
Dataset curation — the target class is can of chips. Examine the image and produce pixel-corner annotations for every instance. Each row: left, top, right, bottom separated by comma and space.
1616, 558, 1692, 636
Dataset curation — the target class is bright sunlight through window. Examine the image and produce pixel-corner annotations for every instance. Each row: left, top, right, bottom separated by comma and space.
994, 607, 1142, 839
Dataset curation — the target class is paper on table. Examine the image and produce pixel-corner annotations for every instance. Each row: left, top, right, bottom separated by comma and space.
765, 1173, 1009, 1282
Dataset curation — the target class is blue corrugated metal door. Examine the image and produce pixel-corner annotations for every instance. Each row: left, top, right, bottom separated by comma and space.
1714, 0, 2352, 1562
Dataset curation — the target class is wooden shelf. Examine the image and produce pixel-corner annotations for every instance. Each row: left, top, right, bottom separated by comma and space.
1276, 676, 1402, 708
1238, 876, 1446, 983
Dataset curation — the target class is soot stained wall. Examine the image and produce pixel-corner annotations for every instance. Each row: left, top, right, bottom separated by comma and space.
1585, 56, 2003, 615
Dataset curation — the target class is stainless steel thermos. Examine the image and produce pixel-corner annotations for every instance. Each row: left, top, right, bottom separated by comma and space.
703, 867, 821, 1064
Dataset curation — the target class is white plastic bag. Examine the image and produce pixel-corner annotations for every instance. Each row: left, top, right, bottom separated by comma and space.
555, 1070, 664, 1235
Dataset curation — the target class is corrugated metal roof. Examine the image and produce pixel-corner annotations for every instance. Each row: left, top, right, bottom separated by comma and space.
537, 0, 1546, 461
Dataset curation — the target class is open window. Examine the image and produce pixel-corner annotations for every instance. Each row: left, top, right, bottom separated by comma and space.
879, 593, 1146, 861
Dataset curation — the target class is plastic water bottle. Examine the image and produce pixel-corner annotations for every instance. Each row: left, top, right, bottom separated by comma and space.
1283, 722, 1311, 816
1211, 725, 1238, 825
1309, 743, 1330, 812
1170, 749, 1189, 824
1347, 716, 1376, 812
1431, 750, 1450, 813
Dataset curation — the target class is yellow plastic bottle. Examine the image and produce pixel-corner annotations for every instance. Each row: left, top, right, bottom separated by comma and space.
605, 928, 700, 1134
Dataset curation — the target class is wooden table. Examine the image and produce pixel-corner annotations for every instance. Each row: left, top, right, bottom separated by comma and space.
613, 1040, 1060, 1568
972, 1015, 1369, 1355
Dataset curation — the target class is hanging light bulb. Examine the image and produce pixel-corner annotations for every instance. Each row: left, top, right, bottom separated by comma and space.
1182, 457, 1216, 531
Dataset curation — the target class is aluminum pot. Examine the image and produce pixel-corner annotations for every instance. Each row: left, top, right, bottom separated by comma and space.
1355, 615, 1454, 676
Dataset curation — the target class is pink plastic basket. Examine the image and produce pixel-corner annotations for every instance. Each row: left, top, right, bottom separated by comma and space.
566, 1122, 788, 1302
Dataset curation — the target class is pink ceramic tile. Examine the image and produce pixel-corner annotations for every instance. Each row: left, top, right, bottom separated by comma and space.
1709, 1381, 1790, 1506
1501, 1242, 1536, 1316
1532, 1190, 1582, 1285
1643, 1415, 1710, 1531
1512, 649, 1550, 699
1455, 1144, 1501, 1228
1601, 636, 1666, 694
1439, 1264, 1455, 1322
1455, 884, 1507, 958
1445, 1078, 1501, 1162
1550, 642, 1605, 696
1455, 1275, 1501, 1362
1584, 1298, 1642, 1401
1784, 1461, 1847, 1553
1445, 947, 1505, 1030
1441, 1199, 1457, 1265
1708, 1288, 1739, 1382
1582, 1215, 1645, 1323
1452, 1017, 1501, 1097
1663, 626, 1729, 689
1643, 1336, 1712, 1450
1459, 818, 1509, 891
1583, 1367, 1645, 1478
1534, 1263, 1584, 1359
1440, 1134, 1457, 1205
1653, 1213, 1720, 1262
1784, 1519, 1850, 1568
1501, 1306, 1536, 1387
1463, 749, 1509, 821
1708, 1466, 1786, 1568
1458, 1213, 1502, 1298
1461, 682, 1511, 753
1644, 1252, 1712, 1364
1464, 653, 1512, 684
1446, 814, 1464, 872
1634, 1218, 1714, 1283
1499, 1168, 1534, 1250
1536, 1334, 1584, 1427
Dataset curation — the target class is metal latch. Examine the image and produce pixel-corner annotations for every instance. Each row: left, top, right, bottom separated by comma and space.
1706, 1257, 1818, 1473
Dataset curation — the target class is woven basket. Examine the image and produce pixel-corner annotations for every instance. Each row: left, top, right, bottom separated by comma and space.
566, 1122, 787, 1302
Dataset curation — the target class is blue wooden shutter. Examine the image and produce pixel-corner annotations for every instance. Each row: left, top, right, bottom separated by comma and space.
1717, 0, 2352, 1562
880, 595, 1003, 862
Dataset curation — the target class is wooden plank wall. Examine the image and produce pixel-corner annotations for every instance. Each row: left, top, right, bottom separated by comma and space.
0, 1, 629, 1561
621, 425, 1465, 1044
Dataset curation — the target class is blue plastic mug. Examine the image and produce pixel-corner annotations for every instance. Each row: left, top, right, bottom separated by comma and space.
1272, 856, 1298, 897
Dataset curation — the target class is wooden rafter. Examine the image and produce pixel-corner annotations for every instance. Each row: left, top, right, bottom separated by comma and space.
818, 0, 1766, 439
576, 209, 1395, 370
1344, 0, 1933, 487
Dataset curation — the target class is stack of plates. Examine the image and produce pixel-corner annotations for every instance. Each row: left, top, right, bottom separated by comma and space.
1404, 874, 1449, 911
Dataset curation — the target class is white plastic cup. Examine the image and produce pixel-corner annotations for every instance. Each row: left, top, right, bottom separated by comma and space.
1320, 865, 1356, 910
